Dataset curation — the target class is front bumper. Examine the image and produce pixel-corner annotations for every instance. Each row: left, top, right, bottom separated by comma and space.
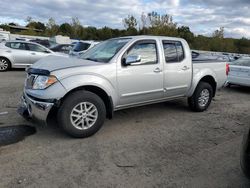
17, 92, 54, 124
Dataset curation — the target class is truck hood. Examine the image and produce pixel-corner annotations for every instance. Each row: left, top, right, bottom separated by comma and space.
31, 55, 102, 72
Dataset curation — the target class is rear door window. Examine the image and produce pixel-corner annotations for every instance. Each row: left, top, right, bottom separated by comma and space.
5, 42, 26, 50
162, 41, 185, 63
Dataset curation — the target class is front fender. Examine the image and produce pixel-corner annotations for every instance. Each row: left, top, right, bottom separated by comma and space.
59, 74, 118, 105
187, 68, 217, 97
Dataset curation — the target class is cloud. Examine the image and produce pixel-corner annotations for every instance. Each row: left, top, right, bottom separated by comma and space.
0, 0, 249, 38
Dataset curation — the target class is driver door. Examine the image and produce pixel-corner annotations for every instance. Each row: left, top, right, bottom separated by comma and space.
117, 40, 164, 106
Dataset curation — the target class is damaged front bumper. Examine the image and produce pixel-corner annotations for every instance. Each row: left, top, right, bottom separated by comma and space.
17, 92, 55, 124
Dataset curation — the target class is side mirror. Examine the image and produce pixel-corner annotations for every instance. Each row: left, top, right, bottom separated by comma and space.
124, 55, 141, 66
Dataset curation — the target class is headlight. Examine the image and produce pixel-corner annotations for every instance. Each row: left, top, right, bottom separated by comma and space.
32, 75, 58, 90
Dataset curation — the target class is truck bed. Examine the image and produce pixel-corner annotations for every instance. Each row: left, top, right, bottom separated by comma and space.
192, 60, 227, 89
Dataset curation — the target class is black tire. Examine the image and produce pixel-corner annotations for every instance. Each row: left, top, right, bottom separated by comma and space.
58, 90, 106, 138
241, 129, 250, 178
0, 125, 36, 146
0, 57, 11, 72
188, 81, 213, 112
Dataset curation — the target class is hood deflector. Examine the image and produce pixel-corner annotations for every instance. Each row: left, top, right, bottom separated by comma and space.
27, 68, 50, 76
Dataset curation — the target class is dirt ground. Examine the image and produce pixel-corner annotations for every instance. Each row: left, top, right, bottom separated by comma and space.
0, 70, 250, 188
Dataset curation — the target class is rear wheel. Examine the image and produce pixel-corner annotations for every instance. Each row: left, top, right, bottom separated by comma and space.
58, 90, 106, 138
0, 57, 11, 72
188, 82, 213, 112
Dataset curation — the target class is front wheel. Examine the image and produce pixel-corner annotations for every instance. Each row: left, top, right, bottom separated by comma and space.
188, 82, 213, 112
58, 91, 106, 138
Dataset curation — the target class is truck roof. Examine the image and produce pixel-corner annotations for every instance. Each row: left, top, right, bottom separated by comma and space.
117, 35, 186, 42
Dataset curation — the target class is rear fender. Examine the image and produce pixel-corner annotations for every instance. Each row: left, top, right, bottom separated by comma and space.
187, 68, 217, 97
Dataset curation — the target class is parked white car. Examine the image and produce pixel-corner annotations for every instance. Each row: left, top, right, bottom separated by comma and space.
0, 40, 66, 71
227, 57, 250, 87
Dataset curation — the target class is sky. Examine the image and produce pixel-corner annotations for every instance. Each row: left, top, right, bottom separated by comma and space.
0, 0, 249, 38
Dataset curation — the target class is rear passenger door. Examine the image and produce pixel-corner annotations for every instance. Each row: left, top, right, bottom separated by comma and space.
162, 41, 192, 97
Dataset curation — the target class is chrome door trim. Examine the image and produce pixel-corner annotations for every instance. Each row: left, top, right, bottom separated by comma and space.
115, 95, 185, 111
121, 88, 164, 97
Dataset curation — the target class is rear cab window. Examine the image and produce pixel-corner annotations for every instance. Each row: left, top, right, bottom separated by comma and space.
162, 41, 185, 63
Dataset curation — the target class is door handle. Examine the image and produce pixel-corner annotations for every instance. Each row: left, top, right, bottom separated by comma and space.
154, 67, 162, 73
182, 66, 190, 71
6, 50, 11, 53
31, 53, 36, 55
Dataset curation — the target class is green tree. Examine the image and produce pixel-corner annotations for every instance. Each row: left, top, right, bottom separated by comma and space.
177, 26, 194, 45
1, 12, 250, 54
235, 37, 250, 54
8, 22, 18, 26
212, 27, 224, 38
59, 23, 73, 36
123, 15, 138, 30
45, 18, 59, 36
26, 21, 46, 31
71, 17, 83, 38
147, 11, 176, 28
97, 27, 113, 40
26, 16, 33, 23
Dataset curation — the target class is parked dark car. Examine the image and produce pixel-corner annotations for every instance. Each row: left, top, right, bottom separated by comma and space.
50, 44, 73, 54
69, 41, 99, 57
241, 127, 250, 178
29, 39, 51, 48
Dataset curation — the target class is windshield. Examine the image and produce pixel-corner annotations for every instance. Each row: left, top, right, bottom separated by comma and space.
73, 42, 91, 52
80, 38, 131, 63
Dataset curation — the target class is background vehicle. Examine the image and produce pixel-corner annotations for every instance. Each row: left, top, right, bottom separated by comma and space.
0, 40, 63, 71
50, 44, 73, 54
69, 41, 99, 57
192, 51, 229, 62
227, 57, 250, 87
18, 36, 227, 138
29, 39, 51, 48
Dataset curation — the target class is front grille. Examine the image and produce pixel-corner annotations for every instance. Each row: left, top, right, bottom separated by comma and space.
25, 74, 37, 89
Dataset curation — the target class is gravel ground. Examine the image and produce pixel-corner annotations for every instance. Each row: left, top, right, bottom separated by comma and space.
0, 70, 250, 188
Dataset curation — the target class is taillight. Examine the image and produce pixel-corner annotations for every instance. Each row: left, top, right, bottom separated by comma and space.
226, 64, 230, 76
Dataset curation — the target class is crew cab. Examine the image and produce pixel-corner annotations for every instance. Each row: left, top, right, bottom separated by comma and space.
18, 36, 228, 138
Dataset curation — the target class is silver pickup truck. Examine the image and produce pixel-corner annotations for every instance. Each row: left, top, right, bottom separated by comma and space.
18, 36, 228, 138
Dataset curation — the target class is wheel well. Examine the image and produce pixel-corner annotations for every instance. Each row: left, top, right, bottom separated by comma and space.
61, 86, 113, 119
0, 56, 11, 68
199, 76, 217, 97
